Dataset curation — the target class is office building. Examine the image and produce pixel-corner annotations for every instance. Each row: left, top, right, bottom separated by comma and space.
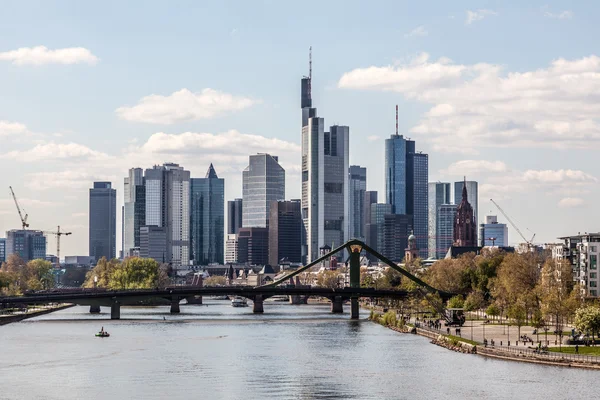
370, 203, 393, 254
64, 256, 95, 267
269, 200, 302, 266
144, 163, 190, 267
381, 214, 412, 262
385, 134, 429, 258
479, 215, 508, 247
139, 225, 168, 263
242, 154, 285, 228
190, 164, 225, 265
225, 234, 238, 264
454, 182, 477, 247
89, 182, 116, 261
454, 180, 478, 235
123, 168, 145, 257
5, 230, 46, 262
0, 238, 5, 262
227, 198, 243, 235
437, 204, 457, 259
237, 227, 269, 266
363, 191, 378, 255
301, 61, 349, 263
348, 165, 367, 240
428, 182, 451, 259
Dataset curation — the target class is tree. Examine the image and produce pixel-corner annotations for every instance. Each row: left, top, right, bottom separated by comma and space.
316, 270, 341, 289
25, 259, 55, 290
448, 295, 465, 309
507, 301, 527, 338
82, 257, 162, 289
204, 276, 226, 286
531, 308, 545, 343
464, 291, 485, 313
486, 303, 500, 321
575, 305, 600, 345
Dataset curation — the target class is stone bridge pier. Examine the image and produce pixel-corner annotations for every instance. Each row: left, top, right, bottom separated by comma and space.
90, 305, 101, 313
111, 302, 120, 320
252, 295, 264, 313
331, 296, 344, 313
170, 297, 181, 313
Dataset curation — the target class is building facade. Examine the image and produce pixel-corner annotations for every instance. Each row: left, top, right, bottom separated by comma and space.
479, 215, 508, 247
381, 214, 412, 262
428, 182, 451, 259
453, 183, 477, 247
123, 168, 145, 257
237, 227, 269, 266
89, 181, 116, 261
139, 225, 167, 263
0, 238, 5, 262
348, 165, 366, 240
5, 230, 47, 262
242, 154, 285, 228
437, 204, 457, 258
144, 163, 190, 266
268, 200, 302, 266
555, 233, 600, 297
225, 234, 238, 264
190, 164, 225, 265
370, 203, 393, 255
227, 198, 243, 235
454, 180, 478, 239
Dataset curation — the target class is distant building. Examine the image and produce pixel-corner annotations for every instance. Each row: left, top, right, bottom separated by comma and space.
370, 203, 393, 255
454, 180, 478, 240
348, 165, 367, 240
225, 234, 238, 264
139, 225, 167, 263
0, 238, 5, 263
5, 230, 46, 262
227, 198, 243, 235
64, 256, 95, 267
453, 180, 477, 247
144, 163, 190, 267
428, 182, 451, 259
555, 233, 600, 297
89, 182, 116, 261
237, 227, 269, 266
123, 168, 145, 257
479, 215, 508, 247
381, 214, 412, 262
437, 204, 457, 258
363, 191, 378, 258
242, 154, 285, 228
268, 200, 302, 266
190, 164, 225, 265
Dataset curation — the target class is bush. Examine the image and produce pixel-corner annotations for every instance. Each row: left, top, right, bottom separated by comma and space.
382, 310, 397, 327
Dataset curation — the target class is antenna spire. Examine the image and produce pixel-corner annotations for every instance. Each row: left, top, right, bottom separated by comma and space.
395, 105, 398, 136
308, 46, 312, 98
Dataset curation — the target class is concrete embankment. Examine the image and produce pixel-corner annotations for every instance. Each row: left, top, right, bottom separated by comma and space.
0, 304, 74, 326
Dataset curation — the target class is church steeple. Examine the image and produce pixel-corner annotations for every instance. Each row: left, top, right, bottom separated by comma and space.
454, 177, 477, 247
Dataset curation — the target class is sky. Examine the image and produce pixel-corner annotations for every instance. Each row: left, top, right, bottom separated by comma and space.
0, 0, 598, 257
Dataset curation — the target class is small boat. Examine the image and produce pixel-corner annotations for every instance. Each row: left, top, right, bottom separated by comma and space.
231, 297, 248, 307
95, 331, 110, 337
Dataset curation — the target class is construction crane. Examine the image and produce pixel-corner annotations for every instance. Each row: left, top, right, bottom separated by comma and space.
42, 226, 72, 269
490, 199, 536, 250
9, 186, 29, 230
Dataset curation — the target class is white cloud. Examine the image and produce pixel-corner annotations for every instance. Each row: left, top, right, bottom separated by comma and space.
116, 88, 257, 124
544, 10, 573, 19
1, 142, 111, 162
25, 171, 117, 191
441, 160, 507, 176
558, 197, 584, 208
367, 135, 380, 142
405, 26, 428, 38
0, 46, 98, 66
465, 9, 497, 25
339, 53, 600, 153
0, 121, 29, 136
523, 169, 597, 184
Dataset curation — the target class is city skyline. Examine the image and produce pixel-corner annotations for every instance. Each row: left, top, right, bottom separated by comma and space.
1, 1, 598, 256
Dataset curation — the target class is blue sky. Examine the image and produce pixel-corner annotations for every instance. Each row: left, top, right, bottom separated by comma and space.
0, 0, 598, 256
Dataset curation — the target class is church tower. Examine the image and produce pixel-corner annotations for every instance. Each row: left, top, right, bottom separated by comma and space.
405, 231, 419, 263
453, 177, 477, 247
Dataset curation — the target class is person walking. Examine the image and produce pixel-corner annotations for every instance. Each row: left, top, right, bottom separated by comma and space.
575, 344, 579, 354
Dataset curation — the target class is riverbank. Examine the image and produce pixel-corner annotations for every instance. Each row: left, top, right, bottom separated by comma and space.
0, 304, 74, 326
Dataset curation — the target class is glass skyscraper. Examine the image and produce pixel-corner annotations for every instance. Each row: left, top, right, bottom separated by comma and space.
385, 136, 406, 214
428, 182, 451, 259
437, 204, 457, 259
242, 154, 285, 228
348, 165, 366, 240
190, 164, 225, 265
89, 182, 116, 261
227, 198, 243, 235
123, 168, 145, 257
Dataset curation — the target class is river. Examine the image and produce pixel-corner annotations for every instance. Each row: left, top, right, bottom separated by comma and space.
0, 301, 596, 400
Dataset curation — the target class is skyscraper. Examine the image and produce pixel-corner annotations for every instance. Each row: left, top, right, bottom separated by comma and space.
370, 203, 393, 254
123, 168, 145, 257
480, 215, 508, 247
382, 214, 412, 262
269, 200, 302, 266
227, 198, 243, 235
89, 182, 116, 261
454, 180, 478, 232
237, 227, 269, 265
139, 226, 167, 263
301, 57, 349, 263
437, 204, 457, 258
428, 182, 451, 259
454, 182, 477, 247
242, 154, 285, 228
385, 134, 429, 257
190, 164, 225, 265
5, 230, 46, 262
144, 163, 190, 267
0, 238, 5, 262
348, 165, 366, 240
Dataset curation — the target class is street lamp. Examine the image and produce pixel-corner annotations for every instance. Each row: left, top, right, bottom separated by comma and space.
487, 237, 497, 247
94, 275, 98, 289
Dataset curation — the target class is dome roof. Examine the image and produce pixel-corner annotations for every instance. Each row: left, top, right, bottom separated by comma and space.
408, 234, 416, 241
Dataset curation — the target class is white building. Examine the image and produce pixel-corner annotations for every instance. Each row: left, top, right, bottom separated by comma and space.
225, 234, 238, 264
479, 215, 509, 247
554, 233, 600, 297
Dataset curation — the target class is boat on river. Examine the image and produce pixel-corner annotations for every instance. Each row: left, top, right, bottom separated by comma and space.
231, 297, 248, 307
96, 329, 110, 337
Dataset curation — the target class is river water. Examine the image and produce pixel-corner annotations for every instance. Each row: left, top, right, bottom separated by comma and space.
0, 301, 596, 400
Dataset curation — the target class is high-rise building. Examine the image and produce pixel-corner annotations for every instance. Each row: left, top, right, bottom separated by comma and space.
348, 165, 366, 240
385, 135, 428, 257
237, 227, 269, 265
454, 182, 477, 247
269, 200, 302, 266
301, 60, 349, 263
190, 164, 225, 265
480, 215, 508, 247
242, 154, 285, 228
227, 198, 243, 235
370, 203, 393, 254
363, 191, 378, 255
139, 225, 167, 263
5, 230, 46, 262
144, 163, 190, 267
0, 238, 5, 262
89, 182, 116, 261
437, 204, 457, 258
382, 214, 412, 262
225, 234, 238, 264
123, 168, 145, 257
454, 180, 478, 233
428, 182, 451, 259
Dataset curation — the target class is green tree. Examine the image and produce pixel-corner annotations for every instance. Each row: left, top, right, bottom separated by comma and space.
448, 295, 465, 309
575, 305, 600, 345
204, 276, 226, 286
486, 303, 500, 321
464, 290, 485, 313
507, 301, 527, 338
316, 270, 341, 288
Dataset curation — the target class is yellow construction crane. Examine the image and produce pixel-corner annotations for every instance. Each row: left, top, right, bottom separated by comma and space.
43, 226, 72, 269
9, 186, 29, 230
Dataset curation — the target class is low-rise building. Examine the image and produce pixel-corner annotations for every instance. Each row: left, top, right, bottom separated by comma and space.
555, 233, 600, 297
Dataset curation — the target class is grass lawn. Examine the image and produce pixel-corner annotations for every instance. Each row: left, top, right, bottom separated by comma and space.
548, 346, 600, 355
446, 334, 478, 346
